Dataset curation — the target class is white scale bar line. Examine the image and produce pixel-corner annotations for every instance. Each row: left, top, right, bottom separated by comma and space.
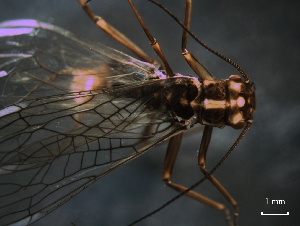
261, 212, 289, 216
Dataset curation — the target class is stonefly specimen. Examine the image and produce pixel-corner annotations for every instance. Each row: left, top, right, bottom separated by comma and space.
0, 0, 255, 225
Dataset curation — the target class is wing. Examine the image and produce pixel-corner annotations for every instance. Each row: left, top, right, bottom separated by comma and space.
0, 19, 160, 109
0, 20, 186, 225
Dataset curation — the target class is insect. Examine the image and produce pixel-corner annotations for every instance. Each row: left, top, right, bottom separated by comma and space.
0, 0, 255, 225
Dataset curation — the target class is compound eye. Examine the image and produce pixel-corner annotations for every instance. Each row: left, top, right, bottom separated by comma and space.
229, 75, 243, 82
231, 121, 246, 129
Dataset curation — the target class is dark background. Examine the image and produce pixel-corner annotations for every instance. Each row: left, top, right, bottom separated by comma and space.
0, 0, 299, 225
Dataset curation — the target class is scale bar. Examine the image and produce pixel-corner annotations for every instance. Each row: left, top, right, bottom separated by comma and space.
261, 212, 289, 216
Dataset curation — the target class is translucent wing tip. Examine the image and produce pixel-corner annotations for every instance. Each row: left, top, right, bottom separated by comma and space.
0, 19, 54, 30
0, 19, 40, 27
0, 19, 56, 38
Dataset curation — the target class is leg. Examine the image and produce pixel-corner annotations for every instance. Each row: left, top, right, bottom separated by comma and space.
181, 0, 215, 81
199, 125, 238, 226
181, 0, 192, 52
182, 3, 238, 224
77, 0, 155, 64
127, 0, 174, 77
163, 132, 234, 226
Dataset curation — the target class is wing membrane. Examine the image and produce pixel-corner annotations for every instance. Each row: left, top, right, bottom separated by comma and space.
0, 19, 158, 109
0, 20, 187, 225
